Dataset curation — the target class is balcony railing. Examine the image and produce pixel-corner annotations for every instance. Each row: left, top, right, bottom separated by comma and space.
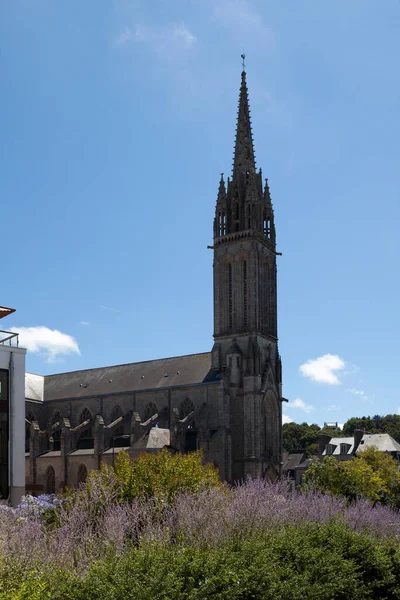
0, 331, 19, 347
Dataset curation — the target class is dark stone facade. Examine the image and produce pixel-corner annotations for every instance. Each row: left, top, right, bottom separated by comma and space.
25, 70, 283, 493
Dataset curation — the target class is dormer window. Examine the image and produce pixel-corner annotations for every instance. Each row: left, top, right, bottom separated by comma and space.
340, 443, 349, 455
326, 444, 333, 455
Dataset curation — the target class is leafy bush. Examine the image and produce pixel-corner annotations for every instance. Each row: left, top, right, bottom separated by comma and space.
3, 521, 400, 600
303, 447, 400, 504
83, 448, 221, 506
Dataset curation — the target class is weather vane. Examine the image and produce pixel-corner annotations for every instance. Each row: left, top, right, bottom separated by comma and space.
241, 53, 246, 70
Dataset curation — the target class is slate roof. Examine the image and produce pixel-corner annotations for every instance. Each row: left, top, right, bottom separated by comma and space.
27, 352, 219, 402
132, 427, 170, 450
358, 433, 400, 453
322, 437, 354, 456
283, 451, 306, 471
25, 373, 44, 402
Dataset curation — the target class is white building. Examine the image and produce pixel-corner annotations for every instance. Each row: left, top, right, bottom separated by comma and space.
0, 306, 26, 506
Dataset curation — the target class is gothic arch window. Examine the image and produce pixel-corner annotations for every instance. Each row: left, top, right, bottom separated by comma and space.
262, 391, 280, 466
243, 259, 248, 329
144, 402, 158, 423
179, 398, 195, 420
77, 464, 87, 486
79, 408, 93, 439
45, 466, 56, 494
110, 405, 124, 436
52, 411, 62, 426
51, 411, 62, 451
25, 412, 35, 453
228, 262, 233, 330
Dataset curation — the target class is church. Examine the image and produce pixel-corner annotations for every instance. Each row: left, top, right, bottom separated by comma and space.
24, 68, 284, 494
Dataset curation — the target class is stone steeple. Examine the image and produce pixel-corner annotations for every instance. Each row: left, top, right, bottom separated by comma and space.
212, 66, 282, 482
233, 71, 256, 177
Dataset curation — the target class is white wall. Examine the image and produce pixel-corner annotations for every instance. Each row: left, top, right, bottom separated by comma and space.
0, 345, 27, 506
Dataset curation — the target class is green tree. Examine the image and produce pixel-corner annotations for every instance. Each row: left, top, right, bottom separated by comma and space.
113, 448, 221, 503
282, 422, 342, 456
303, 447, 400, 504
342, 416, 377, 436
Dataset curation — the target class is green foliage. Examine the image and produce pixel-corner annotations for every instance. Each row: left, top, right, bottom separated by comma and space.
113, 448, 221, 502
79, 449, 221, 507
282, 422, 342, 455
303, 447, 400, 504
342, 413, 400, 443
3, 522, 400, 599
342, 416, 378, 436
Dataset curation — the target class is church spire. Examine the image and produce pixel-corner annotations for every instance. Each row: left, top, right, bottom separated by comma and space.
233, 70, 256, 178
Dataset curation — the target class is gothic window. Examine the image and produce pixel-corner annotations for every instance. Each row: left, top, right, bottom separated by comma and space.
79, 408, 93, 439
25, 412, 35, 453
243, 260, 248, 328
235, 201, 239, 231
52, 411, 61, 426
51, 411, 62, 451
77, 464, 87, 486
228, 263, 233, 330
179, 398, 195, 420
144, 402, 158, 422
110, 405, 124, 436
267, 218, 271, 239
247, 204, 251, 229
45, 466, 56, 494
263, 391, 279, 465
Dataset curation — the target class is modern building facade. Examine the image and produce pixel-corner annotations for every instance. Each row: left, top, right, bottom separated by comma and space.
0, 306, 26, 505
25, 69, 284, 492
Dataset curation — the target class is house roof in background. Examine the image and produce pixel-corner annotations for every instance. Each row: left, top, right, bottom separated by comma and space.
358, 433, 400, 453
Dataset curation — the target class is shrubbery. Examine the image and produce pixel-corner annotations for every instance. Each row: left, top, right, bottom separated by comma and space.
2, 450, 400, 598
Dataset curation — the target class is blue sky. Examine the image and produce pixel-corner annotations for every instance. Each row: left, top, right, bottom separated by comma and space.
2, 1, 400, 426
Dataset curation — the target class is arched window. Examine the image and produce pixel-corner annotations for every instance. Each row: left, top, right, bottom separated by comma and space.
52, 411, 61, 426
144, 402, 158, 423
110, 405, 124, 436
243, 260, 248, 329
179, 398, 195, 420
45, 466, 56, 494
51, 411, 62, 451
25, 412, 35, 453
262, 391, 280, 466
77, 464, 87, 486
79, 408, 93, 438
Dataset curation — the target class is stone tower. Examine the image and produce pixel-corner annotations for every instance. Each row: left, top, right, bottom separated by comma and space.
211, 69, 282, 482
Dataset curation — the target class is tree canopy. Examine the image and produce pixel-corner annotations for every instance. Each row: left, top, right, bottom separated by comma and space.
303, 446, 400, 505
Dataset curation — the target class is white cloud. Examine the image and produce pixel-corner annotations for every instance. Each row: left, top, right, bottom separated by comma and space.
212, 0, 274, 47
287, 398, 313, 413
13, 326, 80, 363
282, 414, 293, 424
115, 22, 197, 58
300, 354, 345, 385
346, 388, 366, 397
80, 321, 89, 326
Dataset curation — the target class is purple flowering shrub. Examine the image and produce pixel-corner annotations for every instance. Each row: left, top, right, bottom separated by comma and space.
1, 476, 400, 598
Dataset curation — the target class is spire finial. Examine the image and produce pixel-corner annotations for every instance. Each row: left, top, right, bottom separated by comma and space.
241, 53, 246, 71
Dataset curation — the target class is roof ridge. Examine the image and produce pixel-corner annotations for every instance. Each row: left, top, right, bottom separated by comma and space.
42, 351, 211, 378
